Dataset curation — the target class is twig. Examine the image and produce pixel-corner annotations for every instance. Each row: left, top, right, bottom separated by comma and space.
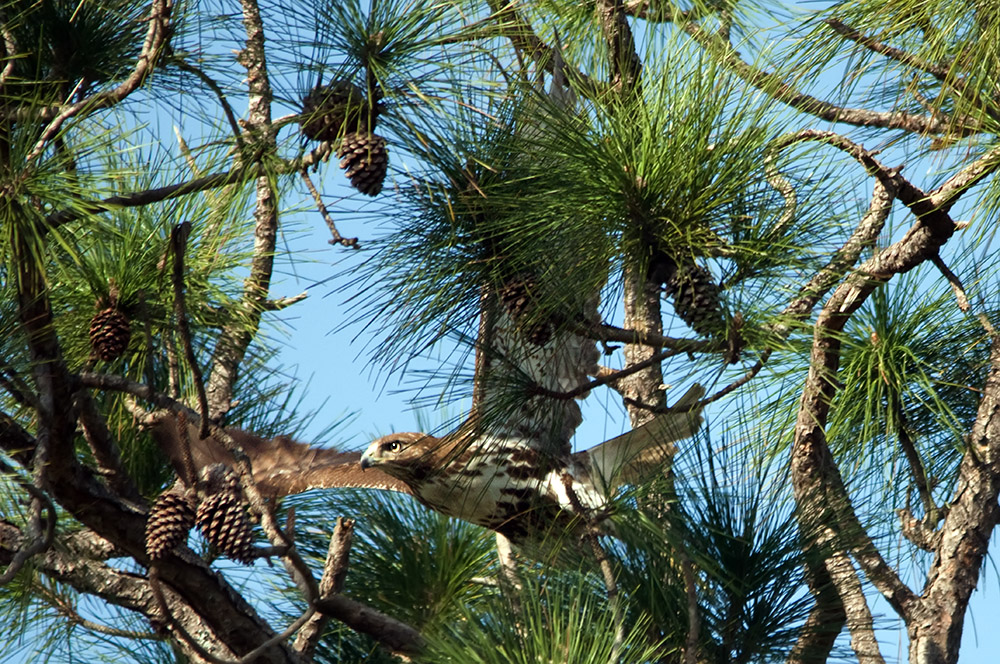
171, 55, 245, 147
682, 21, 965, 136
294, 517, 355, 658
170, 222, 210, 440
483, 0, 602, 99
39, 585, 161, 640
299, 169, 359, 249
264, 292, 309, 311
44, 143, 335, 229
824, 19, 949, 80
0, 473, 57, 585
531, 348, 678, 400
25, 0, 174, 164
586, 322, 713, 353
931, 254, 971, 312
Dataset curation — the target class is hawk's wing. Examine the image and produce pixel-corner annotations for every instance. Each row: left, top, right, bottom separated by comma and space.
476, 290, 600, 458
468, 50, 599, 459
577, 383, 706, 494
149, 414, 413, 498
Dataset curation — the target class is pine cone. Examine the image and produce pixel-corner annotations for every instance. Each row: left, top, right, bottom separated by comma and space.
89, 307, 131, 361
195, 468, 255, 565
300, 80, 371, 142
146, 489, 195, 561
665, 262, 725, 338
337, 132, 388, 196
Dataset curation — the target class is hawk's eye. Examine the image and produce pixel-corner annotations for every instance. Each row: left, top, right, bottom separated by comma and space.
384, 440, 402, 453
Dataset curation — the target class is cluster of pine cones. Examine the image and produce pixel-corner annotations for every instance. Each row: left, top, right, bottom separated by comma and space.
145, 465, 256, 565
300, 80, 388, 196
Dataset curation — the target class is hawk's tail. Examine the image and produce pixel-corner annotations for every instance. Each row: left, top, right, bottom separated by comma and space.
582, 384, 705, 494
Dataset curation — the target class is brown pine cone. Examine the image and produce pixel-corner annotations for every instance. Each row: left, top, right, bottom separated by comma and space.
195, 467, 255, 565
146, 489, 195, 561
89, 307, 131, 361
337, 132, 388, 196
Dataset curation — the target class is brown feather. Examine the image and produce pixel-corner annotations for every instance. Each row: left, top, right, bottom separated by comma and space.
149, 415, 413, 498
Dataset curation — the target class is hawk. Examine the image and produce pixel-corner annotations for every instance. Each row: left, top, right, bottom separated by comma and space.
150, 284, 705, 547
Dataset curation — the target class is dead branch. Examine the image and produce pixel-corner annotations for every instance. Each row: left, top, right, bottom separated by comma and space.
300, 168, 359, 249
931, 254, 971, 312
294, 517, 355, 658
170, 222, 210, 440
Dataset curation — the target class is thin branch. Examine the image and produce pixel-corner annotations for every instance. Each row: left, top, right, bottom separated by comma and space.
531, 348, 677, 400
483, 0, 602, 99
74, 387, 141, 502
294, 517, 355, 658
25, 0, 174, 164
39, 585, 160, 640
264, 292, 309, 311
587, 322, 713, 353
682, 21, 961, 135
171, 54, 245, 147
824, 19, 950, 80
299, 169, 359, 249
203, 0, 281, 420
931, 254, 971, 312
44, 143, 334, 229
170, 222, 210, 440
0, 475, 57, 585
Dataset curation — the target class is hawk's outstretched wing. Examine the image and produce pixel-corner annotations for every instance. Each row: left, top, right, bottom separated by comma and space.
149, 415, 413, 499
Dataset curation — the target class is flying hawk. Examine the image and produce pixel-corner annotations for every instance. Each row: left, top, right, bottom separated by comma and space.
150, 285, 705, 547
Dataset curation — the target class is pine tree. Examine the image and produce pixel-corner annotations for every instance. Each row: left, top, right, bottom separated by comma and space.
1, 0, 1000, 663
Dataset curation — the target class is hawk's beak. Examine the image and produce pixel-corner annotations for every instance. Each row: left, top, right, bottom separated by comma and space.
360, 452, 374, 471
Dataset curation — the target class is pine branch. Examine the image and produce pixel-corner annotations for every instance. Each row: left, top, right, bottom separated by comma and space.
682, 21, 963, 135
203, 0, 280, 420
293, 517, 355, 658
25, 0, 174, 164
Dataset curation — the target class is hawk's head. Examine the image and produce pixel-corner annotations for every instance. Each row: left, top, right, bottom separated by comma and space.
360, 432, 435, 484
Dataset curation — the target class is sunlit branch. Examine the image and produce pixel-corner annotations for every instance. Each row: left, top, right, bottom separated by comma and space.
299, 168, 359, 249
25, 0, 174, 164
683, 21, 957, 135
824, 19, 950, 80
932, 254, 971, 312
